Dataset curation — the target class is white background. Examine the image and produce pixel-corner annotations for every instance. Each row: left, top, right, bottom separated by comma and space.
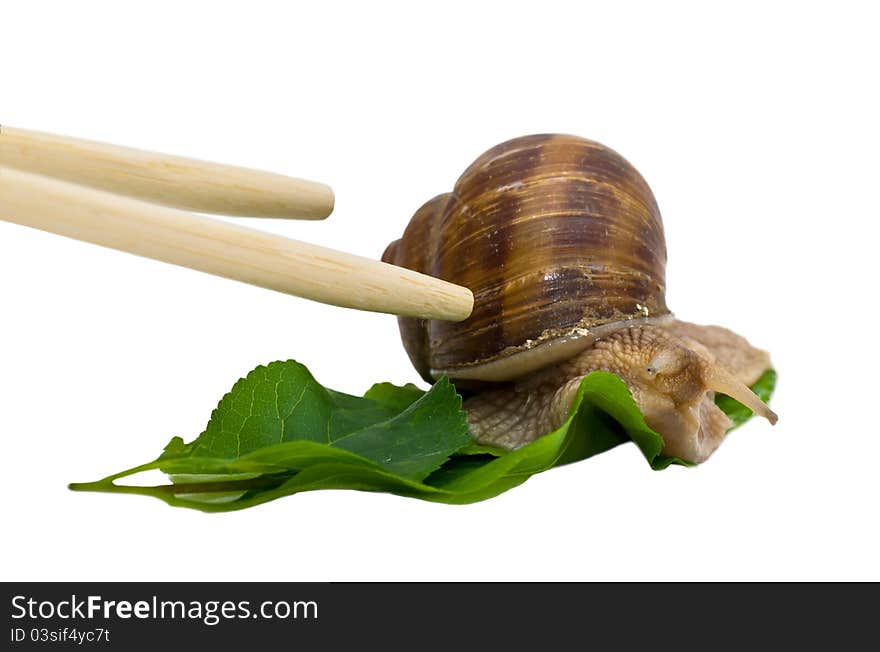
1, 1, 877, 581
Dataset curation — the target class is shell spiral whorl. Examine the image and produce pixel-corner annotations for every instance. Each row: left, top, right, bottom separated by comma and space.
383, 133, 670, 383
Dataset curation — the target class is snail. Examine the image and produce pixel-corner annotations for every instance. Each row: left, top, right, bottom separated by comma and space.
382, 134, 777, 463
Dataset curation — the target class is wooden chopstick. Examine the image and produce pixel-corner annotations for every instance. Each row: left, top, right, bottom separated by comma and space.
0, 126, 334, 220
0, 167, 474, 322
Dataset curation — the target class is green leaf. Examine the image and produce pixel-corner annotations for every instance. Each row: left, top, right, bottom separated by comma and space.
363, 382, 425, 413
158, 361, 469, 481
70, 361, 776, 511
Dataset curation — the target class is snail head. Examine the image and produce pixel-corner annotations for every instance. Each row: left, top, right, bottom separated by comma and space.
623, 328, 777, 462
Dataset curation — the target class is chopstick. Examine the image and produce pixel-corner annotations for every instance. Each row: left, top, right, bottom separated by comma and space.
0, 167, 474, 321
0, 126, 334, 220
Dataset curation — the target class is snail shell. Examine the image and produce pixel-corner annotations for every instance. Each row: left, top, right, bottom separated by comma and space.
384, 134, 776, 463
383, 134, 670, 384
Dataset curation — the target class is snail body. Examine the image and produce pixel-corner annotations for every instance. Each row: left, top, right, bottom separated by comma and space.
383, 134, 776, 463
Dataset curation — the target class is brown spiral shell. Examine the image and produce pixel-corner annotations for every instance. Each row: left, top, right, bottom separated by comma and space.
382, 134, 669, 383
